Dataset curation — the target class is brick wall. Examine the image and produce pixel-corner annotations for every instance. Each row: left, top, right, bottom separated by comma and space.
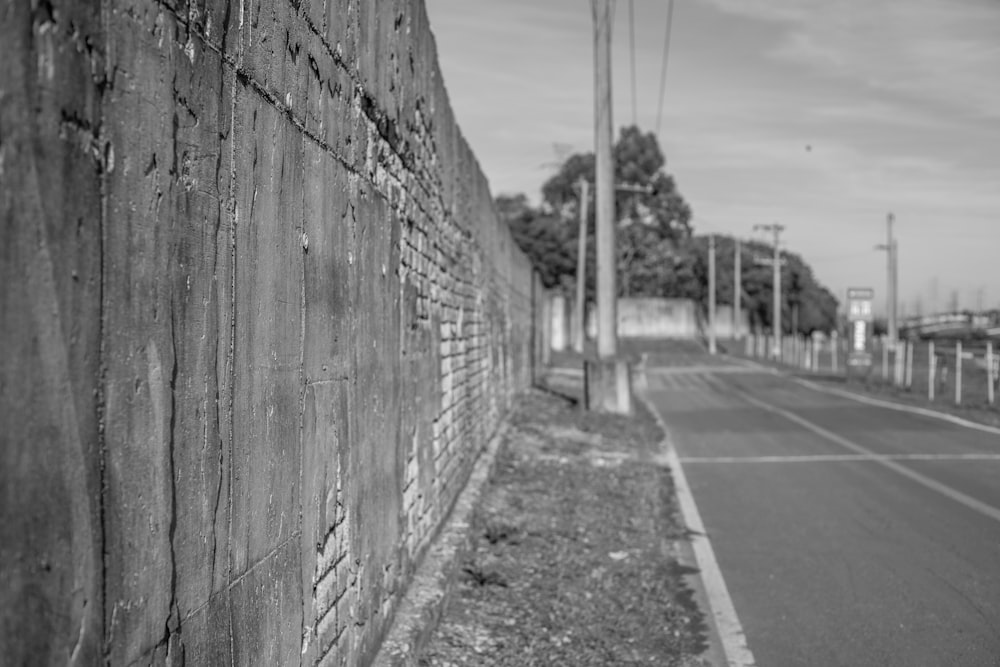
0, 1, 540, 664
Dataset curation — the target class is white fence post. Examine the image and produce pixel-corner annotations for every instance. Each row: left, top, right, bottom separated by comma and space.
988, 341, 995, 406
905, 341, 913, 389
928, 341, 935, 401
831, 334, 838, 373
881, 338, 889, 381
892, 341, 906, 387
955, 340, 963, 405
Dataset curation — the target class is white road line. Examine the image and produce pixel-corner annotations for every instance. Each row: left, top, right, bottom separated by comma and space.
736, 390, 1000, 525
791, 376, 1000, 438
639, 391, 757, 667
681, 453, 1000, 464
723, 354, 1000, 438
645, 365, 761, 375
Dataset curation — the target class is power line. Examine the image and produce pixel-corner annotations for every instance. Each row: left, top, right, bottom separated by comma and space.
655, 0, 676, 137
808, 251, 874, 263
690, 215, 726, 233
628, 0, 637, 127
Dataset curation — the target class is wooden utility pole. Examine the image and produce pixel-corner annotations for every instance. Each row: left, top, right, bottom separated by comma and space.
594, 0, 616, 359
734, 239, 742, 339
708, 234, 717, 354
573, 178, 589, 353
754, 223, 785, 359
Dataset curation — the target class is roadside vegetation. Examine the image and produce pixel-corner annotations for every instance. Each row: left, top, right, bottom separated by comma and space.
419, 388, 710, 666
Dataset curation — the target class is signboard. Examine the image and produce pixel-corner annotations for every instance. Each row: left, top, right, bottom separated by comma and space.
846, 288, 874, 369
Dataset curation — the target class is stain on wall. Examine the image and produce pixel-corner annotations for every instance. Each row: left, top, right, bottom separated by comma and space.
0, 1, 540, 664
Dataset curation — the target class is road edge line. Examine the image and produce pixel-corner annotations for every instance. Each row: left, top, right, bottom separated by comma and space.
636, 371, 756, 667
792, 376, 1000, 437
725, 354, 1000, 438
734, 389, 1000, 525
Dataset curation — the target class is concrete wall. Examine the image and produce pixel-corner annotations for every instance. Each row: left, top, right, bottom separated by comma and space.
583, 297, 701, 340
549, 294, 571, 351
0, 2, 540, 665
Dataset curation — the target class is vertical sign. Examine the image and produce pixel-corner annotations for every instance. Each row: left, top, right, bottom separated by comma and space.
847, 287, 874, 370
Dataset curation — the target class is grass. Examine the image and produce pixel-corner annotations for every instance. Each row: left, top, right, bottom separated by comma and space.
418, 388, 709, 666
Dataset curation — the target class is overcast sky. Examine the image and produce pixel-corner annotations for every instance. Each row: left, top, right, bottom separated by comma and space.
424, 0, 1000, 315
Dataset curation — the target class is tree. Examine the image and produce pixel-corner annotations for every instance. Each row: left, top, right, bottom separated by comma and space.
541, 126, 692, 243
496, 194, 576, 290
534, 125, 693, 298
500, 127, 840, 330
690, 235, 839, 334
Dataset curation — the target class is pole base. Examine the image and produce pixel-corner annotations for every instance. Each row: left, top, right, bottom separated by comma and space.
584, 358, 634, 415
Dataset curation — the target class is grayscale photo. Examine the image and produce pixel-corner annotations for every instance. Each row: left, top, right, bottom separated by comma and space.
2, 0, 998, 665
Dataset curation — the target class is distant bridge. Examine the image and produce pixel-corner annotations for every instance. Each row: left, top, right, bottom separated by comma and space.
900, 311, 1000, 340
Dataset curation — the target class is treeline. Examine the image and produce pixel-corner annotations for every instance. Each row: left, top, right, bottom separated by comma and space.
498, 125, 839, 334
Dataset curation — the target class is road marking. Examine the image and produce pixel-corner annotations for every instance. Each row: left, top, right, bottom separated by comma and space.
638, 388, 757, 667
735, 389, 1000, 525
645, 365, 762, 375
791, 376, 1000, 438
723, 353, 1000, 438
681, 453, 1000, 463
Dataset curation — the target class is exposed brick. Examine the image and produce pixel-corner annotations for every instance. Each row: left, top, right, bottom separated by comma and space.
2, 0, 542, 663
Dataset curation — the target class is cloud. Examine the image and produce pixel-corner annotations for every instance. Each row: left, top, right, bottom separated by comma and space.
701, 0, 1000, 118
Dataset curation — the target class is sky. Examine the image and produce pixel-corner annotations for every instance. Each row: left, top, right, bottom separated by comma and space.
424, 0, 1000, 316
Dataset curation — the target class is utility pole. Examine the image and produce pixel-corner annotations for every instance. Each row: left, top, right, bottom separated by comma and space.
876, 213, 897, 343
754, 223, 785, 359
708, 234, 717, 354
734, 239, 742, 339
583, 0, 631, 415
573, 178, 590, 353
594, 0, 616, 360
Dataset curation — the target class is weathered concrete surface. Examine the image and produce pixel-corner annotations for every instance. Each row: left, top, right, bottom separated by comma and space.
372, 422, 508, 667
587, 298, 701, 339
554, 296, 703, 343
0, 1, 540, 664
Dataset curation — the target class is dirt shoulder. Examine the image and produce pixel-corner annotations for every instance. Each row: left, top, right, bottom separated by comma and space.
418, 387, 709, 666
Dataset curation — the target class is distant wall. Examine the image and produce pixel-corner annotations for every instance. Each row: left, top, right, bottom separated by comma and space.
0, 2, 541, 665
581, 297, 701, 340
549, 294, 571, 351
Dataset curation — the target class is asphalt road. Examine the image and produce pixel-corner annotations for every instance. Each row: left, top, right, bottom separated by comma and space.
643, 352, 1000, 667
